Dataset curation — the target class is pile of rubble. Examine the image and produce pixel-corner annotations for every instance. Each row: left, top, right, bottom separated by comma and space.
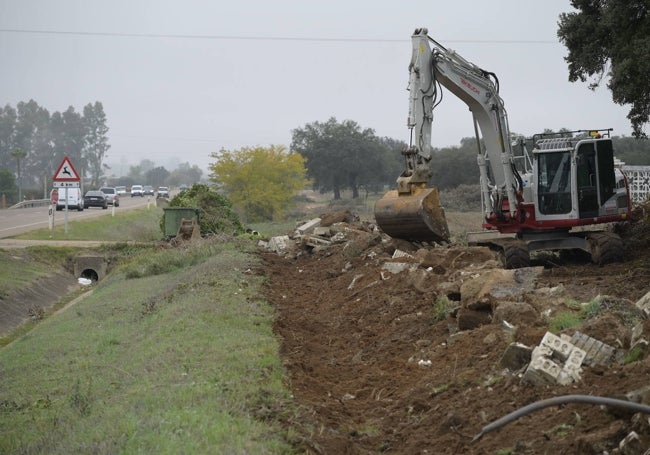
261, 210, 650, 390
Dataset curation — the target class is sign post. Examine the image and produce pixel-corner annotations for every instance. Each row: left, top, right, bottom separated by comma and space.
48, 188, 58, 237
52, 156, 81, 236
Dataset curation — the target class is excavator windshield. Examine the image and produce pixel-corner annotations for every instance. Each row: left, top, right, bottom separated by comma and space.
538, 151, 572, 215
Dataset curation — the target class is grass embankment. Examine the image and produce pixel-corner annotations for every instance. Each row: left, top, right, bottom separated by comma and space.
0, 238, 296, 454
14, 206, 164, 241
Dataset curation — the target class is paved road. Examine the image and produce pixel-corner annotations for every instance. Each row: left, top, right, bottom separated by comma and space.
0, 196, 156, 239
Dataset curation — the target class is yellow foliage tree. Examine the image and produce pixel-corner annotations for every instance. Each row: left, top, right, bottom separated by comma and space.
209, 145, 309, 221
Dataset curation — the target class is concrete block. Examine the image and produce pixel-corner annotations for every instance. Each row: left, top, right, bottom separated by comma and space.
312, 226, 331, 237
570, 332, 616, 366
635, 290, 650, 317
268, 235, 291, 254
541, 331, 573, 361
381, 262, 417, 274
564, 347, 587, 371
392, 249, 414, 259
523, 355, 561, 385
523, 333, 587, 386
303, 235, 331, 248
296, 218, 321, 235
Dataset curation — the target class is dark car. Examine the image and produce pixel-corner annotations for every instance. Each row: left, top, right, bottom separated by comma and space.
143, 185, 155, 196
84, 190, 108, 209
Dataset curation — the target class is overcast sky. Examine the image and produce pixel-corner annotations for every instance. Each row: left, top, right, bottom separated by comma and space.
1, 0, 632, 175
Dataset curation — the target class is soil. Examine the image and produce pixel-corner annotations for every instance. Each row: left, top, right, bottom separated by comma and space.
262, 205, 650, 454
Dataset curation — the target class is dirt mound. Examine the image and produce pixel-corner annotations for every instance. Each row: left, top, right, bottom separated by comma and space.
262, 211, 650, 453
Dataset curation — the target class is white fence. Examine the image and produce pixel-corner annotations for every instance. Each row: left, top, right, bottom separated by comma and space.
622, 165, 650, 203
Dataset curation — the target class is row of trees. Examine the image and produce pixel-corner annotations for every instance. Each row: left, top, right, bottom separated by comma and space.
0, 100, 205, 206
209, 118, 650, 222
109, 159, 203, 192
0, 100, 110, 198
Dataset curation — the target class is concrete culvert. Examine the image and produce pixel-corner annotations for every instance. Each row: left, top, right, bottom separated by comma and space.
80, 269, 99, 282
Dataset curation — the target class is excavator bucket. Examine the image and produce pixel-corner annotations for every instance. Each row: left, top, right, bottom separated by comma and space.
374, 187, 450, 243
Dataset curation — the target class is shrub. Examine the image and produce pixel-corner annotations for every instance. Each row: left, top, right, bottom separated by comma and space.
164, 184, 244, 236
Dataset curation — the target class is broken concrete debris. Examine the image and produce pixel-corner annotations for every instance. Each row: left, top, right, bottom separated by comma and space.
522, 331, 587, 386
635, 289, 650, 317
569, 331, 617, 366
267, 235, 291, 255
295, 217, 321, 236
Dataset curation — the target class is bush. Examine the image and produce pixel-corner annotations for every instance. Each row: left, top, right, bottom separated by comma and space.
164, 184, 244, 236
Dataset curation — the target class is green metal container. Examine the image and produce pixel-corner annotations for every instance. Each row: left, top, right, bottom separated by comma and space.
162, 207, 200, 237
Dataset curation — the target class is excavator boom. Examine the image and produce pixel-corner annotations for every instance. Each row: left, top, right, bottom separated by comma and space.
374, 28, 452, 242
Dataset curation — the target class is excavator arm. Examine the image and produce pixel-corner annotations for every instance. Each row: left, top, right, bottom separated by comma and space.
375, 28, 523, 242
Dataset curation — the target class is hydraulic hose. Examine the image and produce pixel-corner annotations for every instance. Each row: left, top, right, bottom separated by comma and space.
472, 394, 650, 443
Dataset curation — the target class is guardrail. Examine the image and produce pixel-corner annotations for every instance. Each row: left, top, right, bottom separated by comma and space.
7, 199, 51, 209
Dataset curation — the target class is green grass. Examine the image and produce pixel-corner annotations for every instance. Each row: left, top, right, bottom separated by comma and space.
548, 298, 605, 334
0, 239, 296, 454
14, 207, 164, 242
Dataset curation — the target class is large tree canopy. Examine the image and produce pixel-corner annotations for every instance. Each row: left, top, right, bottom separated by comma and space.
291, 118, 397, 199
558, 0, 650, 137
209, 145, 309, 222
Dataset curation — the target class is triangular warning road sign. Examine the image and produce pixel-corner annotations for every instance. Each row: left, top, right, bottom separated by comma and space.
53, 156, 81, 181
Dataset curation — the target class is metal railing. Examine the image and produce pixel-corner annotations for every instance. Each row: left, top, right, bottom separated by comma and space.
7, 199, 51, 209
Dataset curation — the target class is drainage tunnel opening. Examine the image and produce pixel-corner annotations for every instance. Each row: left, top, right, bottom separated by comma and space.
80, 268, 99, 282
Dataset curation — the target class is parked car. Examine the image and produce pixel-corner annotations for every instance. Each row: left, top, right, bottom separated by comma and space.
83, 190, 108, 209
55, 187, 84, 211
143, 185, 155, 196
99, 187, 120, 206
156, 186, 170, 198
115, 186, 128, 196
131, 185, 144, 197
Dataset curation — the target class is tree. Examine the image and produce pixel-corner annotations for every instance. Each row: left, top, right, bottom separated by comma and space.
209, 145, 309, 222
291, 117, 393, 199
0, 166, 18, 205
167, 162, 203, 188
83, 102, 111, 188
558, 1, 650, 137
429, 139, 481, 190
145, 166, 170, 188
0, 105, 17, 171
11, 149, 27, 201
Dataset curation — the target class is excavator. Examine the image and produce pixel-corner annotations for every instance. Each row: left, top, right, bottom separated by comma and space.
374, 28, 632, 268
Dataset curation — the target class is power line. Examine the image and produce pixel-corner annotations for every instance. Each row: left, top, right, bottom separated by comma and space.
0, 28, 556, 44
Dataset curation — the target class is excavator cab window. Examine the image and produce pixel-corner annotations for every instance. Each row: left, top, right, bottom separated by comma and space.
576, 140, 616, 218
595, 140, 616, 203
538, 151, 572, 215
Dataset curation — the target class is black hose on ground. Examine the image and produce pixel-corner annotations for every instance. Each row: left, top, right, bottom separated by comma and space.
472, 394, 650, 443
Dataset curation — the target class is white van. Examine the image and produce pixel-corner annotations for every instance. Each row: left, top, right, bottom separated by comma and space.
54, 187, 84, 211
